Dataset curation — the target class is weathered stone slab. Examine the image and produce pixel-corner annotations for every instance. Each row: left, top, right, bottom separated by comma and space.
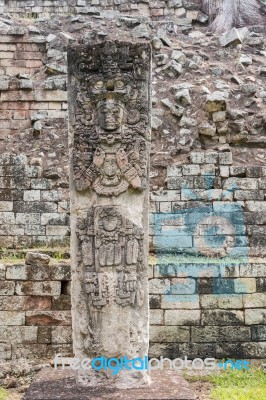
15, 281, 61, 296
25, 251, 51, 266
23, 369, 196, 400
6, 263, 50, 280
25, 311, 72, 326
68, 41, 151, 388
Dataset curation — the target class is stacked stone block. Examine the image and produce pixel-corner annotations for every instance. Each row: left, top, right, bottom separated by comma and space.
148, 155, 266, 359
74, 0, 201, 19
1, 254, 265, 361
0, 28, 68, 145
1, 0, 72, 16
0, 154, 69, 248
0, 252, 72, 361
0, 27, 70, 248
150, 151, 266, 257
1, 0, 202, 19
149, 259, 266, 359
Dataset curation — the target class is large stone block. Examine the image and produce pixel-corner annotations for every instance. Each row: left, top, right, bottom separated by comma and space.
224, 178, 257, 190
246, 166, 263, 178
6, 263, 50, 280
200, 294, 243, 309
37, 326, 51, 344
24, 296, 52, 311
179, 342, 216, 358
0, 212, 16, 224
0, 326, 38, 343
234, 278, 256, 293
182, 164, 200, 176
150, 190, 181, 202
251, 325, 266, 341
201, 310, 244, 325
50, 263, 71, 280
216, 342, 244, 359
51, 295, 71, 311
51, 326, 72, 344
40, 212, 69, 225
25, 311, 72, 326
234, 190, 263, 201
241, 342, 266, 358
13, 201, 57, 213
46, 344, 73, 359
0, 281, 15, 295
15, 281, 61, 296
0, 202, 13, 212
167, 165, 183, 177
168, 278, 196, 295
240, 264, 266, 277
243, 293, 266, 308
15, 213, 41, 224
191, 326, 251, 343
46, 225, 70, 236
0, 296, 50, 311
245, 309, 266, 325
13, 344, 48, 361
148, 342, 180, 359
149, 278, 171, 294
23, 190, 41, 201
153, 234, 193, 251
245, 201, 266, 212
167, 176, 194, 190
150, 309, 164, 325
150, 326, 190, 343
0, 189, 23, 201
25, 224, 46, 236
161, 294, 199, 309
165, 310, 200, 325
0, 311, 25, 325
198, 278, 214, 294
25, 252, 51, 266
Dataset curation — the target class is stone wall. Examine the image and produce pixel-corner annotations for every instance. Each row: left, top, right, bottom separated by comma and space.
149, 260, 266, 359
0, 253, 72, 361
0, 0, 71, 16
151, 154, 266, 258
0, 9, 265, 360
0, 15, 265, 251
0, 0, 201, 18
0, 27, 70, 248
0, 154, 69, 248
148, 155, 266, 359
0, 253, 265, 361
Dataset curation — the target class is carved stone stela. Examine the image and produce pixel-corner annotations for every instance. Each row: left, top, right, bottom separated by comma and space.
69, 41, 150, 197
68, 41, 151, 388
77, 207, 145, 308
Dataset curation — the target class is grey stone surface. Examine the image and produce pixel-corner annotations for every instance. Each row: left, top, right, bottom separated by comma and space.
68, 41, 151, 388
23, 369, 196, 400
219, 28, 242, 47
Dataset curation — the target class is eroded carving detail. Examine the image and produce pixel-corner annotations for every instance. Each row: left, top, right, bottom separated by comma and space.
68, 41, 150, 196
76, 206, 145, 308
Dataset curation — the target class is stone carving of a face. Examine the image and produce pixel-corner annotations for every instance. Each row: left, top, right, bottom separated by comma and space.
103, 155, 119, 178
97, 100, 125, 132
102, 215, 118, 232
